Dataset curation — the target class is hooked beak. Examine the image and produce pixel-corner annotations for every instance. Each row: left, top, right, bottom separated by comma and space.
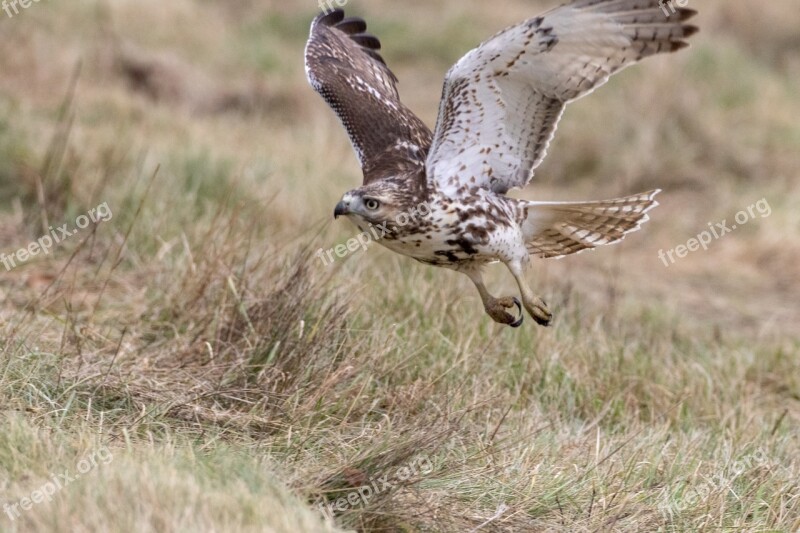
334, 200, 349, 219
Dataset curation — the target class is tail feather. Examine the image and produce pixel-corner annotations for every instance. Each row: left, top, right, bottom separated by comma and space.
522, 190, 660, 259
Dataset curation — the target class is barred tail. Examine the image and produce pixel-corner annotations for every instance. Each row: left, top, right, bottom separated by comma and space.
522, 190, 660, 259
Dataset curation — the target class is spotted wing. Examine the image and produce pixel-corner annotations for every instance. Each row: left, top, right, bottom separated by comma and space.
426, 0, 698, 196
305, 9, 433, 184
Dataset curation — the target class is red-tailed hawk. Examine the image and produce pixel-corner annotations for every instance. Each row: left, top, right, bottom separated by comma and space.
305, 0, 697, 327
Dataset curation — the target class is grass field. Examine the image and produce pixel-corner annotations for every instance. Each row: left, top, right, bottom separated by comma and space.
1, 0, 799, 531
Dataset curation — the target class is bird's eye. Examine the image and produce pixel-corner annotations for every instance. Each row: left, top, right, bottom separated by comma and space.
364, 198, 381, 211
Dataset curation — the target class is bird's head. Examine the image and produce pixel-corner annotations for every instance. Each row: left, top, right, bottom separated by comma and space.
333, 183, 416, 227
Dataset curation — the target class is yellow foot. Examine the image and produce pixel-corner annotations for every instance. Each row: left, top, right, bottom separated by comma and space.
485, 296, 524, 328
524, 296, 553, 327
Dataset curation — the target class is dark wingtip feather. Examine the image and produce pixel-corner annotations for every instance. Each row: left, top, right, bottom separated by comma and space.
666, 8, 699, 24
315, 8, 344, 26
664, 9, 699, 52
315, 9, 392, 70
683, 25, 700, 38
351, 33, 382, 50
335, 16, 368, 35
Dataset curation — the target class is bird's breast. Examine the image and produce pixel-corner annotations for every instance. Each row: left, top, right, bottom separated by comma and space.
367, 196, 520, 266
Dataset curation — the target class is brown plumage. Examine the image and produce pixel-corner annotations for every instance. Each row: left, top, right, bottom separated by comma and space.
305, 0, 698, 327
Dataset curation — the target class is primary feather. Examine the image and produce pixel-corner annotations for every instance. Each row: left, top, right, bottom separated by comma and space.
426, 0, 698, 196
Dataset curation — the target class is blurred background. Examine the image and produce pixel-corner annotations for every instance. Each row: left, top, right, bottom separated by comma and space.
0, 1, 798, 531
2, 0, 798, 333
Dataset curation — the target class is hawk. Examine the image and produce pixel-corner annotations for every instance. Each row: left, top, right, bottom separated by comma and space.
305, 0, 697, 327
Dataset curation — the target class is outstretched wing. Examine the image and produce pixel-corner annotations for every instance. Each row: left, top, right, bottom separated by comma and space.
305, 9, 433, 184
426, 0, 698, 196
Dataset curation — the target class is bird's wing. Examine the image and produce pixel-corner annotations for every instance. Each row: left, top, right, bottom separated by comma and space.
305, 9, 433, 184
426, 0, 698, 196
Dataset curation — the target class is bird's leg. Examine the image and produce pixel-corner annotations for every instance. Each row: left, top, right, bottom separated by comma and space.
462, 268, 524, 328
506, 260, 553, 327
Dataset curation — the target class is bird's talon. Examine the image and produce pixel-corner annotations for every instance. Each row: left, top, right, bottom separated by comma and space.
485, 296, 525, 327
510, 297, 524, 327
528, 297, 553, 327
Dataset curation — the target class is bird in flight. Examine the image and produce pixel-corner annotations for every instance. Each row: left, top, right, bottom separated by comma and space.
305, 0, 697, 327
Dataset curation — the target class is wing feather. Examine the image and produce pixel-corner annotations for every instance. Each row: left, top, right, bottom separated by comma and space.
305, 9, 433, 184
426, 0, 698, 196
